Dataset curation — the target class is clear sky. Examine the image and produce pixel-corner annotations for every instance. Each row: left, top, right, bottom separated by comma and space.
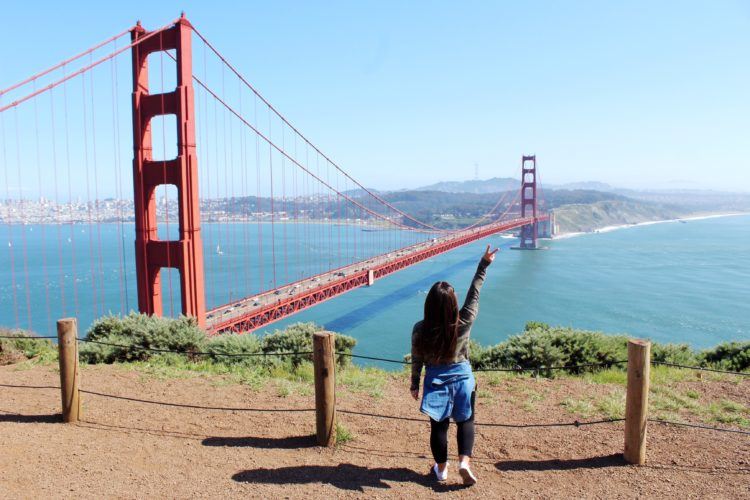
1, 0, 749, 192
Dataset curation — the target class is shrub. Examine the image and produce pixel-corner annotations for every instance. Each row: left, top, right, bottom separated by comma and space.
700, 342, 750, 372
470, 323, 628, 377
651, 343, 699, 366
80, 313, 207, 364
205, 333, 262, 366
0, 329, 57, 365
79, 316, 357, 374
261, 322, 357, 368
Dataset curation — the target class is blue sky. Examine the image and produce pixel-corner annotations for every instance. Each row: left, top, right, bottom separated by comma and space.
1, 0, 749, 192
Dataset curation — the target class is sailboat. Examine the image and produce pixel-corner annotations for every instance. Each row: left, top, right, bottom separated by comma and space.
216, 244, 223, 255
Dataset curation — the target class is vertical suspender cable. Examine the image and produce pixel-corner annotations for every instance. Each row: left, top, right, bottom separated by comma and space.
13, 109, 32, 329
110, 42, 129, 313
81, 72, 100, 318
33, 81, 53, 332
281, 123, 288, 284
267, 106, 277, 290
0, 99, 19, 328
89, 55, 106, 314
62, 64, 80, 318
254, 93, 263, 293
49, 88, 66, 316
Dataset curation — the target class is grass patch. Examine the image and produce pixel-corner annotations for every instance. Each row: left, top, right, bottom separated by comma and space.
477, 388, 495, 400
582, 368, 627, 386
561, 397, 595, 418
338, 366, 387, 398
707, 399, 750, 428
335, 423, 354, 445
596, 389, 626, 419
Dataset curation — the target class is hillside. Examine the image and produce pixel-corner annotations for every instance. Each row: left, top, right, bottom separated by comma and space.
416, 177, 518, 194
552, 200, 684, 234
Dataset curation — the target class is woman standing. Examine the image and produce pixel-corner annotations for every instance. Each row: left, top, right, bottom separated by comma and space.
410, 244, 498, 486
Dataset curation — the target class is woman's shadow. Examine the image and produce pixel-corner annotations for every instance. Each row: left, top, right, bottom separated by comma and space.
232, 463, 466, 492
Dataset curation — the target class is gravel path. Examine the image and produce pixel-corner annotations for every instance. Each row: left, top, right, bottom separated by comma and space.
1, 364, 748, 498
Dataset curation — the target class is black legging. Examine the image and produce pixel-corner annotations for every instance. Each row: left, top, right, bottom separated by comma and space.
429, 390, 475, 464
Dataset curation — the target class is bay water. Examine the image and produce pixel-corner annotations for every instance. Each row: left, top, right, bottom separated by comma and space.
1, 215, 748, 366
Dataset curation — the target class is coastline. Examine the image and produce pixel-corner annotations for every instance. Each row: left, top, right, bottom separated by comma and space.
552, 212, 750, 240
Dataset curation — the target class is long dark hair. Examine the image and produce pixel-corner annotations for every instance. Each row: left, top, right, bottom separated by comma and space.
416, 281, 459, 363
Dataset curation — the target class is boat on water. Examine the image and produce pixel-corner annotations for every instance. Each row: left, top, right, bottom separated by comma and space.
216, 244, 223, 255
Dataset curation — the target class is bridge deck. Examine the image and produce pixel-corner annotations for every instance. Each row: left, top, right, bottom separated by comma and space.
206, 216, 547, 334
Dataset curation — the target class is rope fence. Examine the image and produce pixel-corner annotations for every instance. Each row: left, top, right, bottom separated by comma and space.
2, 326, 750, 459
3, 334, 750, 376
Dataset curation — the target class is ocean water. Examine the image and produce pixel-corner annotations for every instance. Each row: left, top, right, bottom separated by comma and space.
1, 215, 748, 365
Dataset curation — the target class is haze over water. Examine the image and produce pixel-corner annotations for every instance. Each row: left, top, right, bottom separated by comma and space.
1, 215, 748, 365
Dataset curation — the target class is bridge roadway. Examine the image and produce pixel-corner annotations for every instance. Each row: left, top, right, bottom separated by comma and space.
206, 215, 547, 334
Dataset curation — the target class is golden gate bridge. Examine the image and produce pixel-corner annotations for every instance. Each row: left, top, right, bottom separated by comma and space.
0, 15, 550, 335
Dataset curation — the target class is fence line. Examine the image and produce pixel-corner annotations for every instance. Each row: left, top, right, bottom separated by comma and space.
651, 361, 750, 377
4, 335, 750, 378
3, 328, 750, 468
78, 338, 314, 358
649, 419, 750, 436
81, 389, 315, 412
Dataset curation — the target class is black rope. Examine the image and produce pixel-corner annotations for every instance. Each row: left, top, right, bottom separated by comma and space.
651, 361, 750, 377
477, 418, 625, 429
80, 389, 315, 412
336, 352, 411, 365
473, 360, 628, 373
338, 409, 624, 428
77, 338, 313, 358
0, 335, 57, 340
338, 351, 628, 373
649, 418, 750, 435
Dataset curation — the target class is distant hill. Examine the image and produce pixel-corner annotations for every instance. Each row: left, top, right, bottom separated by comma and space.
552, 200, 682, 234
550, 181, 615, 191
416, 177, 620, 194
416, 177, 518, 194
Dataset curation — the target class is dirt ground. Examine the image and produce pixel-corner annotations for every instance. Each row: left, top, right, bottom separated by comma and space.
1, 363, 749, 499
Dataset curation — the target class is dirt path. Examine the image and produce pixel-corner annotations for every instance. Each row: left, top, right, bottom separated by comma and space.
1, 363, 748, 499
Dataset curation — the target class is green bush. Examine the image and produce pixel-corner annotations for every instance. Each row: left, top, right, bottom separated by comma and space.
470, 323, 628, 377
0, 329, 57, 364
80, 313, 208, 364
261, 322, 357, 368
79, 315, 357, 373
700, 342, 750, 372
205, 333, 262, 366
652, 343, 699, 365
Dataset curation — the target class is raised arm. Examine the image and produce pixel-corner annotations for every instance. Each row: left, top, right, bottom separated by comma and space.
459, 245, 498, 326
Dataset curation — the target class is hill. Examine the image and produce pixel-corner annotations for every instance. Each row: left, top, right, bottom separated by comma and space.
416, 177, 518, 194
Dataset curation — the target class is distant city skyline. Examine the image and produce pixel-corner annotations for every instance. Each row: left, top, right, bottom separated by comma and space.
1, 1, 748, 195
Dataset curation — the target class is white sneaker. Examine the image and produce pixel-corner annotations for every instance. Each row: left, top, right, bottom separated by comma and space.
432, 463, 448, 482
458, 464, 477, 486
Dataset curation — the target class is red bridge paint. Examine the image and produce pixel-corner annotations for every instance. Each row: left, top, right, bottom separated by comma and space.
131, 16, 207, 327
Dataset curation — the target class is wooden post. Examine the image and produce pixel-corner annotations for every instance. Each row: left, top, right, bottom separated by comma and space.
313, 331, 336, 446
624, 339, 650, 465
57, 318, 81, 423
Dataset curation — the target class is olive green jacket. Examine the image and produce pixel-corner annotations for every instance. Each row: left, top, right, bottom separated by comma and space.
410, 258, 489, 391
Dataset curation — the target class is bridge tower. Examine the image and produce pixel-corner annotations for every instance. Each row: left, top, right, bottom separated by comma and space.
519, 155, 538, 249
131, 16, 206, 327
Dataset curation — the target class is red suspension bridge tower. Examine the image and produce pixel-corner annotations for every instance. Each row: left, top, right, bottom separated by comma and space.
131, 16, 207, 327
519, 155, 538, 249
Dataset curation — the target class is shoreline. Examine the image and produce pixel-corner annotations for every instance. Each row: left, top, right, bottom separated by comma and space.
553, 212, 750, 240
